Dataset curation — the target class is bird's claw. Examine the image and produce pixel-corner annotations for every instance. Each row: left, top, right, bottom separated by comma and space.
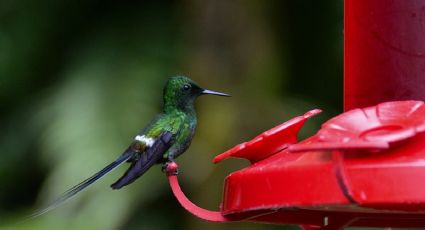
162, 161, 179, 176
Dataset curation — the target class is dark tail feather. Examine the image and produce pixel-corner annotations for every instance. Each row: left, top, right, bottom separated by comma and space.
110, 154, 160, 189
111, 132, 173, 189
23, 152, 132, 221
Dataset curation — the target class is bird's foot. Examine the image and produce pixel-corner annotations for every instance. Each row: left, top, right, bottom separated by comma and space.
162, 161, 179, 176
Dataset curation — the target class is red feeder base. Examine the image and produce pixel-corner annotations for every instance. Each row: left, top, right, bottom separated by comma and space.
167, 101, 425, 229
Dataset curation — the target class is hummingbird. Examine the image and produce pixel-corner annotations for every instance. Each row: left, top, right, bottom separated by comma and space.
28, 76, 230, 218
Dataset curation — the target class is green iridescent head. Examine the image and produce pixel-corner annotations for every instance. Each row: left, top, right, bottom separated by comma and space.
163, 76, 230, 112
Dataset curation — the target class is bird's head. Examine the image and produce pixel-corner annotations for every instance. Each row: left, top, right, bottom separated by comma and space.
163, 76, 230, 112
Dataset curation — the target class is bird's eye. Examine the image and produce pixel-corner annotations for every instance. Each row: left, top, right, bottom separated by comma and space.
182, 84, 191, 91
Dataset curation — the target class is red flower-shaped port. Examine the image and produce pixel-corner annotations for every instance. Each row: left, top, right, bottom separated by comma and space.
213, 109, 321, 164
290, 100, 425, 152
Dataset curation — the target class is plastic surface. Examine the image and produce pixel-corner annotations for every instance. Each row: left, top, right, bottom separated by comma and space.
214, 109, 321, 164
290, 100, 425, 152
217, 101, 425, 228
165, 162, 230, 223
344, 0, 425, 111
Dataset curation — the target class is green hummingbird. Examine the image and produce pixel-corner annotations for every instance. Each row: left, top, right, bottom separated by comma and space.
29, 76, 230, 218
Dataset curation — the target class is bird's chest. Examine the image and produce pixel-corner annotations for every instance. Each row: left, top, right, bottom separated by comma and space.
167, 116, 196, 158
175, 119, 196, 149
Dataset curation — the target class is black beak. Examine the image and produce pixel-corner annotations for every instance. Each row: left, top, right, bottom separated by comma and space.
201, 89, 231, 97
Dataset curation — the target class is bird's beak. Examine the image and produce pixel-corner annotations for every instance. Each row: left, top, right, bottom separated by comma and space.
202, 89, 231, 97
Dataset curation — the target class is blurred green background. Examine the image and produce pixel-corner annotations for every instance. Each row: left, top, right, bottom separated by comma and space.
0, 1, 343, 229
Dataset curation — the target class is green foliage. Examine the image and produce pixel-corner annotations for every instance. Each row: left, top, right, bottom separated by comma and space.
0, 1, 342, 229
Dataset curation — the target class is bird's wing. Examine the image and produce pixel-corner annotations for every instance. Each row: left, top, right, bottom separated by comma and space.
24, 150, 135, 220
110, 131, 173, 189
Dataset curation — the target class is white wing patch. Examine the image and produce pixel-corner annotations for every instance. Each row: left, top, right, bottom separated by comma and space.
134, 135, 155, 147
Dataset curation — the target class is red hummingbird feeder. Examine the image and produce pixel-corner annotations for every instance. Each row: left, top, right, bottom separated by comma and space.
165, 0, 425, 229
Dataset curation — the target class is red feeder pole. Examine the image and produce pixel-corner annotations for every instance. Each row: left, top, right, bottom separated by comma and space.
345, 0, 425, 110
166, 1, 425, 229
